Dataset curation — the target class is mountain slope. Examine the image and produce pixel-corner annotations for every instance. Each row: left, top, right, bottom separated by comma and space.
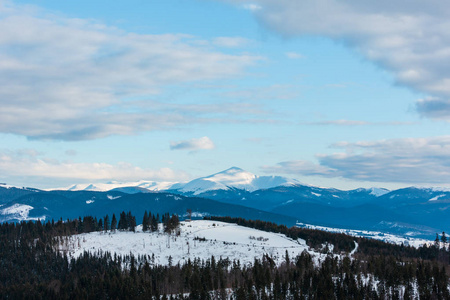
0, 189, 298, 227
177, 167, 300, 195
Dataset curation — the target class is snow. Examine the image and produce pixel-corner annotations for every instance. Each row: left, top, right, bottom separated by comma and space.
53, 180, 180, 192
0, 204, 45, 222
107, 195, 121, 200
180, 167, 301, 195
350, 242, 358, 256
311, 192, 321, 197
86, 200, 95, 204
369, 187, 390, 197
429, 194, 446, 201
296, 222, 429, 247
430, 187, 450, 192
47, 167, 314, 195
58, 220, 326, 266
0, 183, 37, 191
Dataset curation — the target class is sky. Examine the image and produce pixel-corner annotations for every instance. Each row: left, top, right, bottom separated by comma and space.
2, 0, 450, 190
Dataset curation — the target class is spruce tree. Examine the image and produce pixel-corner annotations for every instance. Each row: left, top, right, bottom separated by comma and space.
111, 214, 117, 231
151, 214, 158, 232
441, 232, 447, 248
104, 215, 110, 232
142, 211, 149, 232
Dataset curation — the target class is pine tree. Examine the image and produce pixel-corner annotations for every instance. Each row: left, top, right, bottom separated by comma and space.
441, 232, 447, 248
118, 211, 127, 230
111, 214, 117, 231
435, 233, 440, 249
151, 214, 158, 232
127, 211, 136, 232
142, 211, 149, 232
98, 218, 103, 231
104, 215, 110, 232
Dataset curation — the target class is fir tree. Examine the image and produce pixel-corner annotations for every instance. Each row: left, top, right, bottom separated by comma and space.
142, 211, 149, 232
111, 214, 117, 231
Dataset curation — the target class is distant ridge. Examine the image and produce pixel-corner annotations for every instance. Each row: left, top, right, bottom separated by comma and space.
52, 167, 301, 194
178, 166, 301, 195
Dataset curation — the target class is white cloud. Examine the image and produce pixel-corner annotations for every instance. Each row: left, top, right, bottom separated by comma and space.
0, 149, 188, 187
312, 120, 369, 126
213, 37, 250, 48
263, 136, 450, 184
0, 2, 261, 140
305, 120, 415, 126
285, 52, 304, 59
170, 136, 215, 151
242, 3, 262, 11
226, 0, 450, 119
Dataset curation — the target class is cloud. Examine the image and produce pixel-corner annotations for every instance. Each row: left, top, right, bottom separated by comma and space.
263, 136, 450, 184
226, 0, 450, 119
415, 97, 450, 120
311, 120, 370, 126
222, 84, 299, 101
170, 136, 215, 151
305, 119, 415, 126
285, 52, 304, 59
0, 149, 189, 187
213, 37, 250, 48
65, 150, 77, 156
0, 1, 261, 140
242, 3, 262, 11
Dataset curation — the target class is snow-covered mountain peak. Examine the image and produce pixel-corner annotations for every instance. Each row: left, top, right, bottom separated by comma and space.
353, 187, 390, 197
55, 180, 180, 192
206, 167, 256, 185
180, 167, 300, 195
369, 187, 390, 197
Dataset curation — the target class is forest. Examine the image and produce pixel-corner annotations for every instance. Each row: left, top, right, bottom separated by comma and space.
0, 213, 449, 299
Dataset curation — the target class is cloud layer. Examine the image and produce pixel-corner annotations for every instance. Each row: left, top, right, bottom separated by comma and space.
0, 149, 188, 186
230, 0, 450, 119
264, 136, 450, 185
0, 1, 259, 140
170, 136, 215, 151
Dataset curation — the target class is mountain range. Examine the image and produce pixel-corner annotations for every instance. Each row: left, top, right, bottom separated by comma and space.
1, 167, 450, 239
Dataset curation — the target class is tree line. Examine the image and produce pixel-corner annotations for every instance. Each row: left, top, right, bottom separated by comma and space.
0, 215, 449, 299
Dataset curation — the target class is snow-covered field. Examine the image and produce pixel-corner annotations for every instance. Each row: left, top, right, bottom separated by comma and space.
297, 222, 430, 247
58, 220, 334, 266
0, 204, 45, 222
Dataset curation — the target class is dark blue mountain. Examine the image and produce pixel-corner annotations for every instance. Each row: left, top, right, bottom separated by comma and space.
0, 188, 298, 227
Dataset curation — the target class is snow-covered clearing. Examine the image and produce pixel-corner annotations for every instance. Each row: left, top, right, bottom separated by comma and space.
58, 220, 329, 266
0, 204, 45, 222
297, 222, 429, 247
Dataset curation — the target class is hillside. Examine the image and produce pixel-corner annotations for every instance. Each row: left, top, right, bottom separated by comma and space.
60, 220, 323, 266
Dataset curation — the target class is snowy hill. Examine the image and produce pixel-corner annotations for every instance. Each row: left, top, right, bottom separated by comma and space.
178, 167, 300, 195
59, 220, 325, 266
60, 180, 181, 192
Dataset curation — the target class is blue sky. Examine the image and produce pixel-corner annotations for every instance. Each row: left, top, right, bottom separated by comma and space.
2, 0, 450, 190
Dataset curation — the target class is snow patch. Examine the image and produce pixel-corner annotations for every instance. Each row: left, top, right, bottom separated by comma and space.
0, 204, 45, 222
86, 200, 95, 204
429, 194, 446, 201
107, 195, 121, 200
369, 187, 390, 197
297, 222, 429, 247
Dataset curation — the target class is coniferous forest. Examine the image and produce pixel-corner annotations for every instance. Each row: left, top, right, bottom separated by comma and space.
1, 214, 449, 299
